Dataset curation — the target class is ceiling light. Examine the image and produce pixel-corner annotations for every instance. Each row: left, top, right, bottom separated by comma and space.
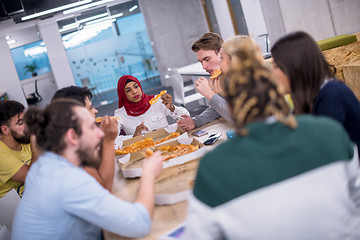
7, 39, 16, 45
63, 0, 114, 15
85, 13, 122, 26
59, 12, 108, 32
21, 0, 92, 21
129, 5, 138, 12
5, 36, 11, 40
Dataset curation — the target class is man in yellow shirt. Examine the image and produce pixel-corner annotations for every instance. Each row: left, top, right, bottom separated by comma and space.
0, 100, 36, 198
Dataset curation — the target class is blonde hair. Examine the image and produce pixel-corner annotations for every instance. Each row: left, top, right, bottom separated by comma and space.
222, 38, 297, 135
222, 35, 264, 67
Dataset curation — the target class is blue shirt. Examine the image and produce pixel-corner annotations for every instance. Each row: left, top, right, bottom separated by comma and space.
12, 152, 151, 240
314, 80, 360, 155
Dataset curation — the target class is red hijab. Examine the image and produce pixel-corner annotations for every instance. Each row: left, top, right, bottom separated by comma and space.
117, 75, 154, 116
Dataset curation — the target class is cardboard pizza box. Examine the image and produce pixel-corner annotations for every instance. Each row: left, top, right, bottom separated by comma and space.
119, 138, 206, 178
115, 123, 185, 150
155, 159, 199, 205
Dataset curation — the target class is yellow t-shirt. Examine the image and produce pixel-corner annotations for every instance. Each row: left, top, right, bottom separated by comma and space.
0, 141, 31, 198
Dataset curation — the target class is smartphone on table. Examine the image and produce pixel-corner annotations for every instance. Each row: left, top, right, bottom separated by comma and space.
191, 130, 208, 137
203, 133, 222, 145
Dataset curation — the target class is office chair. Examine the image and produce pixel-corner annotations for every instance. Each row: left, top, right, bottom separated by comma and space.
26, 80, 42, 105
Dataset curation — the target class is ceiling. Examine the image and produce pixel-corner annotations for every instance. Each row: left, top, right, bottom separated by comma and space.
0, 0, 78, 22
0, 0, 136, 24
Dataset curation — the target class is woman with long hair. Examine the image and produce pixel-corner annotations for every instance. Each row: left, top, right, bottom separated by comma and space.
271, 31, 360, 154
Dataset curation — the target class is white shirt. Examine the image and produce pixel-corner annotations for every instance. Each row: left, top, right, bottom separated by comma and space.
114, 100, 189, 135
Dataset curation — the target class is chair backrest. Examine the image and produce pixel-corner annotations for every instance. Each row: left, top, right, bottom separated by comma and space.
0, 189, 21, 233
166, 68, 205, 106
165, 70, 185, 105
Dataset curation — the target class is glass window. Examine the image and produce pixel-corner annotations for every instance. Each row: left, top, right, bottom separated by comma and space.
61, 1, 160, 106
10, 40, 51, 81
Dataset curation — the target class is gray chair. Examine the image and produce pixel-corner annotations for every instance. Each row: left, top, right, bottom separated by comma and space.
165, 68, 206, 107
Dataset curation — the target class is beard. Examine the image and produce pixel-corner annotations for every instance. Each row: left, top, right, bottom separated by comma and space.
77, 140, 102, 169
10, 129, 30, 144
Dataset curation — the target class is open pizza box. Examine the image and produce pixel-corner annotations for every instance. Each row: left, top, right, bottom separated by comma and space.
119, 138, 206, 178
115, 123, 187, 160
155, 158, 199, 205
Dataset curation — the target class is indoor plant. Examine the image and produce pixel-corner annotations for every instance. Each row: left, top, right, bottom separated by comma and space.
24, 61, 39, 77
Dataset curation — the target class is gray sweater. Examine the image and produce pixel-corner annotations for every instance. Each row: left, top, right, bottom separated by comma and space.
193, 94, 232, 127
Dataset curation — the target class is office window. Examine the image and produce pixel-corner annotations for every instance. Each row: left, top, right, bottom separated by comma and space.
10, 40, 51, 81
60, 1, 160, 105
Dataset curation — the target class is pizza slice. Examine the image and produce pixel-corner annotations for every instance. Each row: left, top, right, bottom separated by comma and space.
115, 138, 155, 155
95, 116, 119, 123
210, 69, 222, 79
149, 90, 167, 105
154, 132, 181, 145
158, 144, 199, 161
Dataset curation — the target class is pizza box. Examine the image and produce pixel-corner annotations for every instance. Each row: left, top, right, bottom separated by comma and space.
155, 159, 199, 205
115, 123, 187, 160
116, 132, 190, 164
119, 138, 206, 178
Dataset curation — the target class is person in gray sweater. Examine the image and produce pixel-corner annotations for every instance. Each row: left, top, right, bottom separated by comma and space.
177, 32, 232, 130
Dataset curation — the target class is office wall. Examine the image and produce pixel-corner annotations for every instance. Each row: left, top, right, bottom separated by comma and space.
139, 0, 209, 86
259, 0, 360, 45
0, 20, 28, 106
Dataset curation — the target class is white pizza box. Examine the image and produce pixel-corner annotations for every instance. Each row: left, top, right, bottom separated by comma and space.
119, 138, 205, 178
154, 159, 199, 205
115, 123, 185, 152
116, 132, 190, 164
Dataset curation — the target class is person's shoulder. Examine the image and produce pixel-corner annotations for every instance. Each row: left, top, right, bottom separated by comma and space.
296, 115, 352, 144
322, 79, 352, 95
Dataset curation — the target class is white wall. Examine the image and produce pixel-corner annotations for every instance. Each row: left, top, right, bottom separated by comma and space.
240, 0, 268, 52
38, 19, 75, 89
0, 20, 28, 106
211, 0, 235, 41
260, 0, 360, 44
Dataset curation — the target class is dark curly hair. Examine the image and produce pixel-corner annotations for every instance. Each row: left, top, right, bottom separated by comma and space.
24, 99, 83, 154
0, 100, 25, 134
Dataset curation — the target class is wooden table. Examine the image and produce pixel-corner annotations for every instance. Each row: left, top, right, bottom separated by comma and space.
104, 118, 234, 240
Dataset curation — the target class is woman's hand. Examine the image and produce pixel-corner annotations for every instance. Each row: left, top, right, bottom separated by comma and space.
133, 122, 149, 137
161, 93, 175, 112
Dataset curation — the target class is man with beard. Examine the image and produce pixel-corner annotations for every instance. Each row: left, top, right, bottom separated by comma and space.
12, 99, 164, 239
52, 86, 118, 191
0, 100, 37, 198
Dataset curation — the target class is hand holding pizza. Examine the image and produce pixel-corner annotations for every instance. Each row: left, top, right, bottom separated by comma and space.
100, 116, 118, 143
209, 77, 224, 96
160, 93, 175, 112
195, 77, 215, 100
142, 151, 163, 179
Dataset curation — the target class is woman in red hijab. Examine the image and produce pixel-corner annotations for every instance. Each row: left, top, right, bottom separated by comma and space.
114, 75, 190, 136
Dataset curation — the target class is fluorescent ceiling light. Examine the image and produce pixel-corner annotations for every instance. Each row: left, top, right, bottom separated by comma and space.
85, 13, 122, 26
5, 36, 10, 40
21, 0, 92, 21
24, 46, 47, 57
129, 5, 138, 12
7, 39, 16, 45
59, 12, 108, 32
63, 0, 114, 15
